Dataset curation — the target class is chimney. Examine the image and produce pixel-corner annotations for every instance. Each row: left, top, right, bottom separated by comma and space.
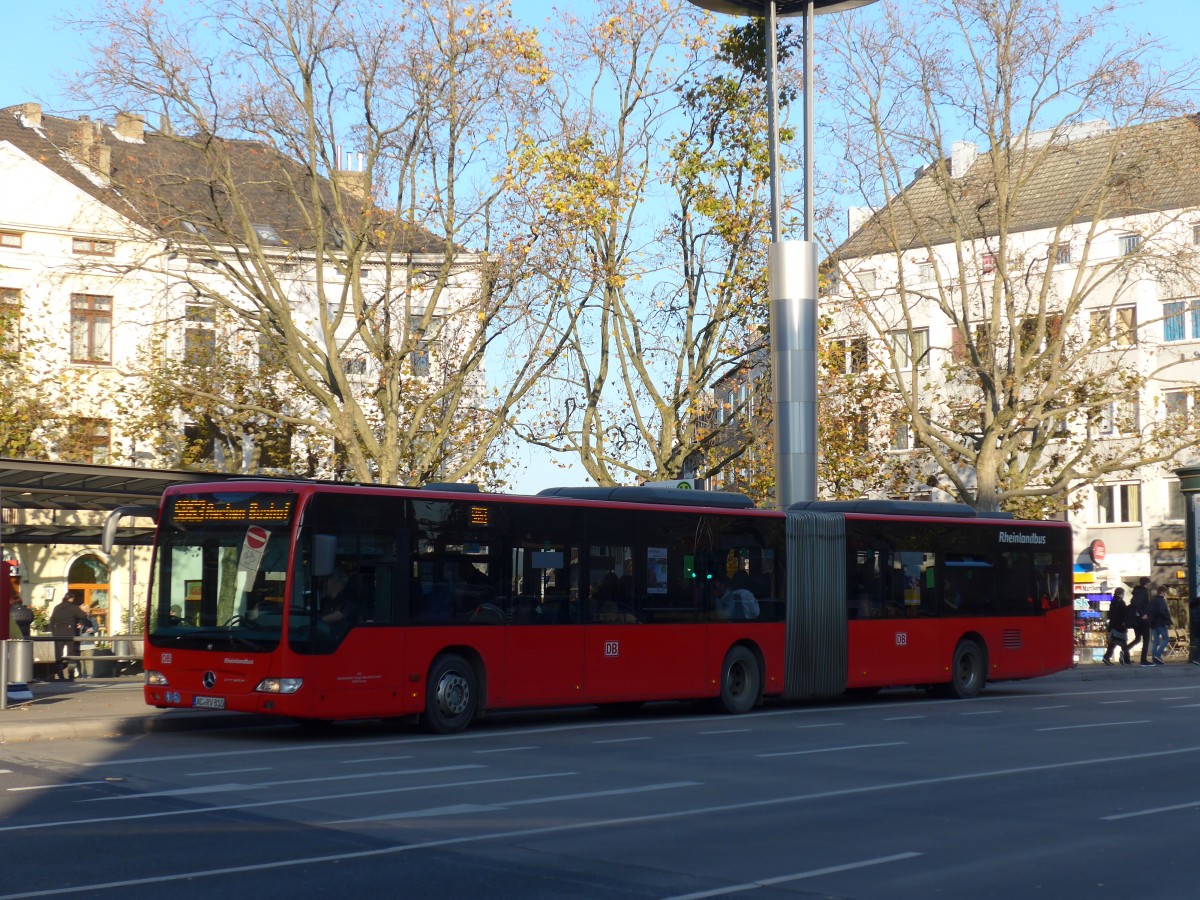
71, 116, 95, 158
950, 140, 978, 179
332, 170, 371, 202
847, 206, 873, 233
114, 111, 145, 143
94, 143, 111, 177
21, 103, 41, 128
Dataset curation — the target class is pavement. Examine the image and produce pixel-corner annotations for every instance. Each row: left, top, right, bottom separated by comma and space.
0, 675, 278, 744
2, 657, 1198, 745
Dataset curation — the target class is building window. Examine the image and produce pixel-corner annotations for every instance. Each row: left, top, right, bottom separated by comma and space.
831, 337, 868, 374
1114, 306, 1137, 346
0, 287, 19, 352
981, 252, 996, 274
1119, 233, 1141, 256
1054, 242, 1072, 265
890, 415, 914, 451
0, 230, 22, 248
410, 315, 443, 378
1095, 482, 1140, 524
892, 328, 930, 371
1167, 481, 1187, 521
1018, 314, 1063, 355
72, 237, 116, 256
70, 293, 112, 364
1097, 398, 1139, 436
63, 418, 111, 465
184, 301, 216, 366
858, 270, 877, 292
1163, 299, 1200, 342
1193, 224, 1200, 246
918, 262, 934, 282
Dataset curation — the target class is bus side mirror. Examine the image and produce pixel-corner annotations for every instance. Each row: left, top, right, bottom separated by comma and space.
312, 535, 337, 578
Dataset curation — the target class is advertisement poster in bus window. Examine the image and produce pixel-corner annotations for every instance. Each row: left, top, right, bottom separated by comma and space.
647, 548, 668, 594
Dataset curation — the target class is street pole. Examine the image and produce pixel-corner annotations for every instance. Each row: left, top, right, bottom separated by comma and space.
685, 0, 878, 508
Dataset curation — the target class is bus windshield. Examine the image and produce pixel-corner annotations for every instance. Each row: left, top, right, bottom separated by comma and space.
147, 492, 296, 652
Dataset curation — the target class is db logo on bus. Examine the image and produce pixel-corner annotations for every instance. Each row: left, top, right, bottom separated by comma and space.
604, 641, 620, 657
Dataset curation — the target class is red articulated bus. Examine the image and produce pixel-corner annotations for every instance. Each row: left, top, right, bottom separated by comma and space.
117, 481, 1073, 733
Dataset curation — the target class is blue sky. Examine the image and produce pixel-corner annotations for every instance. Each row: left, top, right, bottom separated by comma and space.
3, 0, 1196, 492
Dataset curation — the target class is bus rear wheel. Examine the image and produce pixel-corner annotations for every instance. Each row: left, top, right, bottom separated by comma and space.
718, 646, 760, 715
937, 639, 986, 699
423, 654, 478, 734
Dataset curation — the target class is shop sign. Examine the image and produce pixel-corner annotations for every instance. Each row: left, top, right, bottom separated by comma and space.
1089, 539, 1106, 563
1073, 571, 1095, 584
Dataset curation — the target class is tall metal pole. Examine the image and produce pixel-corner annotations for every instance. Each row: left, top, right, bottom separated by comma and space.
686, 0, 878, 509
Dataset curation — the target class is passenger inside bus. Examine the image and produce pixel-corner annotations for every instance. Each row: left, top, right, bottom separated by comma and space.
712, 579, 760, 621
320, 566, 359, 636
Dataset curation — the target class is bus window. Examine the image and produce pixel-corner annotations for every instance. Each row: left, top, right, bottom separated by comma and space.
942, 553, 996, 615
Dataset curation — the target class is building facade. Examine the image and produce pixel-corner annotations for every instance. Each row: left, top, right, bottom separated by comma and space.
1, 102, 479, 636
826, 117, 1200, 614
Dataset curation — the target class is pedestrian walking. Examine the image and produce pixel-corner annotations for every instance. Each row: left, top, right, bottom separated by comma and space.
1103, 587, 1131, 666
49, 590, 94, 681
1128, 577, 1152, 666
1149, 587, 1172, 665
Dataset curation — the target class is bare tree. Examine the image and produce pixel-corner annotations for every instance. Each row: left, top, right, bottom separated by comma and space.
68, 0, 567, 485
511, 2, 783, 487
824, 0, 1200, 513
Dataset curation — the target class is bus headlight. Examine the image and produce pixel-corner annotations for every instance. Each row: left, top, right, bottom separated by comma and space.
255, 677, 303, 694
145, 670, 169, 686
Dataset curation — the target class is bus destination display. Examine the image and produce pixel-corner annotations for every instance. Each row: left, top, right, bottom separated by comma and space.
171, 495, 295, 525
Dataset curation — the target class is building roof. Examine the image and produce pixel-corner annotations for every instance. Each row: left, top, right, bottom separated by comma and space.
0, 104, 445, 254
836, 115, 1200, 261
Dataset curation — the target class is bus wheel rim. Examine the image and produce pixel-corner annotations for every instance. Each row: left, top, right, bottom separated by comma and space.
437, 673, 471, 716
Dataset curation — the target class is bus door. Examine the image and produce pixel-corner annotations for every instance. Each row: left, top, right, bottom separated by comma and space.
503, 540, 585, 706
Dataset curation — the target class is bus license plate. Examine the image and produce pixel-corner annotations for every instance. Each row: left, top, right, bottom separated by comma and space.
193, 696, 226, 710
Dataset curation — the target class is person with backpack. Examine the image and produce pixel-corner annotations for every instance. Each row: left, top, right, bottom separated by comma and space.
1103, 587, 1131, 666
1127, 577, 1152, 667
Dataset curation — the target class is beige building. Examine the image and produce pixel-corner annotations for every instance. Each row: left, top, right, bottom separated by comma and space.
826, 116, 1200, 604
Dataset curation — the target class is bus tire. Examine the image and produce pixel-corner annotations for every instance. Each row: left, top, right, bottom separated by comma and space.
718, 646, 760, 715
947, 639, 986, 699
423, 654, 478, 734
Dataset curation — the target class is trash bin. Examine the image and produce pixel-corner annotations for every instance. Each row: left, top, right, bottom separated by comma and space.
90, 648, 116, 678
6, 640, 35, 684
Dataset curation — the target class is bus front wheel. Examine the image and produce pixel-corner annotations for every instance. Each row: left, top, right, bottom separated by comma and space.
718, 646, 760, 715
423, 654, 478, 734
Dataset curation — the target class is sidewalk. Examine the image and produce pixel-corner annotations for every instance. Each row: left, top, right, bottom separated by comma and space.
0, 676, 277, 744
3, 660, 1197, 745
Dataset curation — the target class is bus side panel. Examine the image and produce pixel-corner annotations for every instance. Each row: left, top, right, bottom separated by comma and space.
290, 629, 409, 719
503, 624, 586, 707
582, 623, 708, 702
1044, 605, 1075, 674
846, 619, 950, 687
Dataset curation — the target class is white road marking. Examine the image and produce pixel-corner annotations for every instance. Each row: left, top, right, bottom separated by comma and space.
1100, 700, 1135, 705
959, 710, 1000, 716
593, 736, 650, 744
758, 742, 906, 758
474, 746, 538, 754
1031, 705, 1069, 710
796, 723, 841, 729
698, 729, 752, 735
1036, 720, 1151, 732
1171, 703, 1200, 709
341, 755, 414, 764
661, 852, 924, 899
335, 781, 701, 824
0, 772, 579, 834
185, 767, 271, 777
1103, 799, 1200, 820
883, 716, 925, 721
78, 765, 483, 802
7, 781, 111, 793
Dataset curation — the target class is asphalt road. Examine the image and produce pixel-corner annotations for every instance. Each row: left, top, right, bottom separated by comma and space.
2, 674, 1198, 899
